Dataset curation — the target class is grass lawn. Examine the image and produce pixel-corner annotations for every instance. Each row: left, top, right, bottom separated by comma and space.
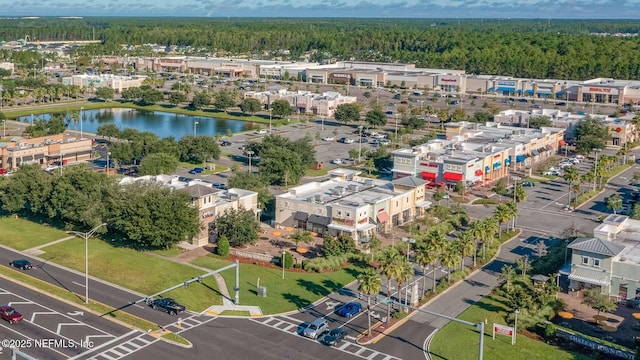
0, 215, 70, 250
191, 255, 363, 315
151, 247, 185, 258
39, 238, 222, 312
305, 168, 328, 177
429, 295, 591, 360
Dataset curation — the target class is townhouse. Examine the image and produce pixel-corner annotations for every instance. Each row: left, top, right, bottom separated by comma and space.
275, 169, 430, 244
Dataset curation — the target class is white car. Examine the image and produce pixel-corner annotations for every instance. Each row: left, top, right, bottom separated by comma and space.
255, 129, 268, 135
331, 159, 343, 165
574, 155, 585, 160
544, 170, 560, 176
44, 165, 59, 172
321, 136, 335, 141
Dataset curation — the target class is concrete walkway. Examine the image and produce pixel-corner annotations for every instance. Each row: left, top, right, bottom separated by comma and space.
23, 235, 77, 256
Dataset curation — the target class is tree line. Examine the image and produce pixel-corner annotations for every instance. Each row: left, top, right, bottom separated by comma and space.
2, 18, 640, 80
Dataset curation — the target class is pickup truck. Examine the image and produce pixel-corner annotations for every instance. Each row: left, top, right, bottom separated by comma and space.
147, 298, 185, 316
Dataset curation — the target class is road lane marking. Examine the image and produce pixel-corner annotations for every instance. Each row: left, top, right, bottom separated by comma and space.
72, 281, 86, 287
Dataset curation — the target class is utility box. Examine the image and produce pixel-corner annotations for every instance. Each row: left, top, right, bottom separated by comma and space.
258, 286, 267, 297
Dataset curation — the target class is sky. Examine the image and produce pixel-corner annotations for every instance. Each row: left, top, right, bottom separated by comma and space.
1, 0, 640, 18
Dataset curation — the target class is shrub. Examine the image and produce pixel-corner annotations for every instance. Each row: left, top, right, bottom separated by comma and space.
543, 323, 556, 340
302, 254, 350, 272
393, 311, 409, 320
216, 236, 230, 257
472, 198, 499, 205
283, 251, 294, 269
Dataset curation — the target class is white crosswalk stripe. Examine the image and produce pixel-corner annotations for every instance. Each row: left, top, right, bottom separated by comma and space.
87, 334, 158, 360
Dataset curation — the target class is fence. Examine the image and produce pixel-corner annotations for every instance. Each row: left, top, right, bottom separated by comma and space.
230, 248, 275, 263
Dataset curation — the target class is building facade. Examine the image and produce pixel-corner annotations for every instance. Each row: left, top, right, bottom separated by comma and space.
61, 74, 146, 93
275, 169, 431, 244
0, 134, 93, 171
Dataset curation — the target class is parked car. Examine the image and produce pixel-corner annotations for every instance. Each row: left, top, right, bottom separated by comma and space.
213, 183, 226, 190
321, 136, 335, 142
336, 302, 362, 318
520, 181, 536, 187
531, 104, 541, 108
543, 170, 560, 176
331, 159, 343, 165
379, 168, 393, 175
0, 305, 23, 324
0, 168, 8, 175
255, 129, 268, 135
379, 139, 390, 145
555, 102, 566, 106
339, 137, 354, 144
147, 298, 185, 316
356, 138, 368, 143
318, 328, 348, 346
188, 167, 204, 174
303, 318, 328, 339
518, 98, 529, 102
220, 140, 232, 147
9, 259, 32, 270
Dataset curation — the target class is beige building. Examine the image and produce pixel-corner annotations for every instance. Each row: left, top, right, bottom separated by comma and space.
61, 74, 147, 93
244, 87, 357, 118
119, 175, 259, 247
0, 134, 93, 171
275, 169, 430, 244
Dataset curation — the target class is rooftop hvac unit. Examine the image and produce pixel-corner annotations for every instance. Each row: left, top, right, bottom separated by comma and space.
364, 179, 374, 186
348, 184, 359, 192
314, 194, 322, 203
307, 197, 315, 203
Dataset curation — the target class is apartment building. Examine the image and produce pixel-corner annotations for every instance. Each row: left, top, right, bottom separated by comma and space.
0, 134, 93, 171
391, 122, 564, 185
119, 175, 259, 247
564, 214, 640, 301
275, 169, 430, 244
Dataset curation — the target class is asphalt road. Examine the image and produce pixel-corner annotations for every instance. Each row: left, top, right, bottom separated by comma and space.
0, 278, 129, 360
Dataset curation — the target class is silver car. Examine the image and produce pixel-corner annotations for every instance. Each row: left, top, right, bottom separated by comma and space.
303, 318, 328, 339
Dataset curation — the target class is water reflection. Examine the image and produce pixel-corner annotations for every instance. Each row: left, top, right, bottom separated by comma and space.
19, 108, 257, 139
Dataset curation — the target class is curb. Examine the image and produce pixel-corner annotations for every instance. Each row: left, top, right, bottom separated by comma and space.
574, 163, 635, 210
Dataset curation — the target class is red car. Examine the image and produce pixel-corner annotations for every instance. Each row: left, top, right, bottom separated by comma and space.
0, 305, 23, 324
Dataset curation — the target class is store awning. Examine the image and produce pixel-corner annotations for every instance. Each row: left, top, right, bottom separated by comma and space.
537, 90, 552, 95
488, 87, 495, 92
516, 89, 523, 93
516, 155, 526, 163
421, 171, 437, 180
525, 90, 534, 94
377, 211, 389, 223
415, 200, 432, 209
328, 223, 355, 232
356, 223, 377, 231
293, 211, 308, 222
493, 162, 502, 169
556, 91, 565, 97
485, 165, 491, 173
505, 156, 512, 164
568, 270, 609, 286
497, 87, 515, 92
308, 215, 331, 226
443, 172, 463, 181
475, 169, 483, 176
559, 140, 566, 146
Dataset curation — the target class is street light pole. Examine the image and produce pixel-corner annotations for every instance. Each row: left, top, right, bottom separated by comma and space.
106, 151, 111, 175
69, 223, 107, 304
395, 113, 399, 140
513, 309, 520, 344
1, 120, 5, 139
80, 107, 84, 139
282, 250, 286, 279
511, 176, 521, 229
401, 237, 416, 261
246, 150, 254, 173
269, 109, 273, 134
194, 121, 199, 136
59, 153, 64, 175
358, 126, 363, 163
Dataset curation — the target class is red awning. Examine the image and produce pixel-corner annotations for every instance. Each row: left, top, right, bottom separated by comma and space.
421, 171, 437, 180
474, 180, 483, 185
559, 140, 566, 146
443, 172, 463, 181
474, 169, 483, 176
376, 211, 389, 223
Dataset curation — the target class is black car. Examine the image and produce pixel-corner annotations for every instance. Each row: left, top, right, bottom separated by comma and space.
147, 298, 185, 315
318, 328, 348, 346
9, 259, 33, 270
356, 138, 368, 143
220, 140, 232, 147
520, 181, 535, 187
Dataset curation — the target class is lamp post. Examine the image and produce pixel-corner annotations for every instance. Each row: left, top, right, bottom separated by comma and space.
194, 121, 199, 136
246, 150, 254, 173
1, 119, 5, 139
69, 223, 107, 304
80, 107, 84, 139
269, 108, 273, 134
592, 148, 602, 191
59, 153, 64, 175
106, 151, 111, 175
401, 237, 416, 261
394, 113, 399, 141
513, 309, 520, 344
282, 250, 286, 279
358, 125, 363, 163
566, 91, 571, 111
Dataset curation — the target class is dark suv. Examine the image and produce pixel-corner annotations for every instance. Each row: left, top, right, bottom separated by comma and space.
147, 298, 185, 315
9, 259, 33, 270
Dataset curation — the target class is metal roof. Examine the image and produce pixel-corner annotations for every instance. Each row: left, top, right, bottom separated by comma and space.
568, 237, 626, 257
392, 176, 428, 188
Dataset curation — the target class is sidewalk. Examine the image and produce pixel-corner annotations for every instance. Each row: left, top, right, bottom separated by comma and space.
23, 235, 77, 256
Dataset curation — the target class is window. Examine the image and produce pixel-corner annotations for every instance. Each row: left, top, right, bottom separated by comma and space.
337, 210, 342, 216
581, 256, 589, 265
593, 259, 600, 267
346, 212, 351, 217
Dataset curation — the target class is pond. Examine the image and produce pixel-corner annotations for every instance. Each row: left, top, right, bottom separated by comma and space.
18, 108, 258, 139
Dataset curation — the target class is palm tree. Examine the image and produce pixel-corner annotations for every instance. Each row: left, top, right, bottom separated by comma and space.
563, 166, 581, 207
424, 230, 446, 292
469, 221, 483, 267
379, 248, 401, 321
493, 204, 511, 237
499, 264, 517, 293
357, 267, 381, 336
396, 259, 414, 308
439, 242, 460, 284
505, 201, 518, 231
455, 231, 475, 271
513, 184, 527, 203
414, 242, 436, 295
481, 217, 498, 259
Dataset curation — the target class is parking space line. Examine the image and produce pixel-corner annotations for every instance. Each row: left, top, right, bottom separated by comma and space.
69, 330, 139, 360
7, 300, 35, 306
29, 311, 57, 322
57, 322, 85, 334
0, 322, 69, 358
72, 281, 86, 287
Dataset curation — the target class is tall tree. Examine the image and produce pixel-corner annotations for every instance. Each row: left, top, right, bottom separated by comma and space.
138, 153, 179, 175
178, 135, 221, 164
270, 99, 293, 118
563, 166, 581, 207
334, 103, 361, 123
358, 267, 381, 336
365, 109, 387, 127
214, 207, 260, 247
239, 98, 262, 115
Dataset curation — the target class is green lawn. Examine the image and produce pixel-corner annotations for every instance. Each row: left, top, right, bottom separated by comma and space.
151, 247, 185, 258
0, 215, 70, 250
305, 168, 329, 177
39, 238, 222, 312
191, 255, 363, 315
429, 296, 592, 360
